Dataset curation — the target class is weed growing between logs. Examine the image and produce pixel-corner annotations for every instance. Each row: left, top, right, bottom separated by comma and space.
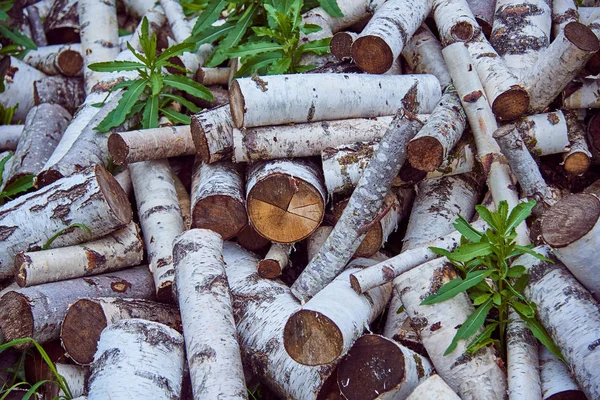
423, 200, 563, 362
0, 153, 33, 205
0, 1, 37, 69
88, 17, 212, 132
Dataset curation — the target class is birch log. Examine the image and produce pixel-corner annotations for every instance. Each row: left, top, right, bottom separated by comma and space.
515, 111, 570, 156
506, 309, 542, 399
33, 76, 85, 114
466, 0, 495, 37
235, 224, 271, 253
87, 319, 184, 400
432, 0, 479, 44
402, 25, 452, 89
247, 159, 325, 244
230, 73, 441, 128
330, 31, 357, 59
190, 105, 234, 164
562, 78, 600, 109
23, 44, 83, 76
383, 290, 426, 357
223, 242, 336, 399
350, 0, 433, 73
190, 159, 246, 240
523, 22, 599, 113
406, 376, 461, 400
518, 246, 600, 400
62, 297, 181, 365
258, 243, 293, 279
15, 221, 144, 287
130, 159, 184, 302
25, 5, 47, 47
284, 258, 392, 365
290, 110, 423, 302
173, 229, 248, 399
171, 171, 191, 229
44, 364, 87, 399
2, 104, 70, 191
44, 0, 79, 45
0, 266, 154, 348
541, 194, 600, 300
108, 125, 195, 165
0, 56, 47, 123
336, 334, 433, 400
197, 67, 230, 86
563, 111, 592, 175
306, 225, 333, 262
539, 345, 586, 399
0, 125, 23, 151
552, 0, 579, 38
0, 165, 132, 278
395, 257, 508, 400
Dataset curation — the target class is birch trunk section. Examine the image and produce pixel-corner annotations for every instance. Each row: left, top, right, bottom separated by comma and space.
87, 319, 184, 400
401, 25, 452, 89
515, 111, 570, 156
15, 221, 143, 287
33, 76, 85, 114
406, 375, 462, 400
0, 125, 23, 151
130, 160, 184, 302
506, 309, 542, 399
22, 43, 83, 76
229, 73, 441, 129
190, 105, 234, 164
563, 111, 593, 175
173, 230, 248, 400
258, 243, 293, 279
432, 0, 479, 44
539, 346, 586, 399
0, 57, 47, 123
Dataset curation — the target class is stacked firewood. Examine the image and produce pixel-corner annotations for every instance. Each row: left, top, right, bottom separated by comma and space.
1, 0, 600, 399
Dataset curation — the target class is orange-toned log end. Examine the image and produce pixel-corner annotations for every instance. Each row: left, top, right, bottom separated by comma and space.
257, 259, 282, 279
450, 21, 475, 42
541, 193, 600, 248
0, 292, 35, 350
330, 32, 354, 59
192, 195, 247, 240
349, 274, 362, 294
229, 80, 245, 129
35, 168, 64, 188
96, 164, 133, 226
565, 22, 600, 53
564, 152, 591, 176
190, 114, 210, 163
56, 49, 83, 76
407, 136, 444, 172
352, 35, 394, 74
61, 299, 108, 365
283, 310, 343, 366
492, 87, 530, 121
14, 252, 29, 287
337, 335, 407, 400
107, 133, 129, 166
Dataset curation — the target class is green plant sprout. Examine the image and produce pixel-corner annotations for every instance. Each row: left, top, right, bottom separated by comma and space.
0, 153, 34, 205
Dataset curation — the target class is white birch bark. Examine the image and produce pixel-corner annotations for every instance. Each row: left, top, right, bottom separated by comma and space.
29, 0, 54, 20
230, 73, 441, 129
290, 111, 423, 302
383, 288, 425, 356
467, 0, 496, 36
26, 4, 47, 47
395, 257, 507, 400
197, 67, 230, 86
61, 297, 181, 365
22, 43, 83, 76
191, 159, 246, 240
108, 125, 195, 165
350, 0, 433, 74
432, 0, 479, 44
258, 243, 293, 279
0, 266, 154, 347
552, 0, 579, 37
301, 0, 374, 42
0, 57, 47, 123
190, 105, 234, 163
15, 221, 143, 287
515, 111, 570, 156
171, 171, 191, 230
33, 76, 85, 115
130, 160, 184, 302
0, 125, 23, 151
406, 375, 462, 400
523, 22, 599, 113
87, 319, 184, 400
306, 225, 333, 262
402, 25, 452, 89
562, 78, 600, 109
518, 246, 600, 400
44, 0, 79, 45
223, 242, 336, 400
506, 309, 542, 399
0, 165, 132, 278
541, 193, 600, 300
562, 111, 592, 175
53, 364, 87, 398
173, 229, 248, 400
284, 258, 392, 365
579, 6, 600, 24
121, 0, 158, 18
539, 345, 585, 399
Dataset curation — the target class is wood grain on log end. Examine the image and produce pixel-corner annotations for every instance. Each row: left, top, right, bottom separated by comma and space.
230, 80, 245, 129
333, 198, 382, 257
283, 309, 343, 366
542, 194, 600, 248
107, 133, 129, 166
492, 87, 530, 121
247, 174, 324, 243
336, 335, 406, 400
35, 169, 64, 188
235, 224, 270, 253
352, 35, 394, 74
564, 22, 599, 52
56, 50, 83, 76
546, 390, 588, 400
190, 113, 211, 163
330, 32, 354, 59
257, 258, 282, 279
451, 21, 475, 42
563, 152, 591, 176
407, 136, 444, 172
95, 165, 133, 226
61, 299, 107, 365
191, 195, 246, 240
0, 292, 34, 349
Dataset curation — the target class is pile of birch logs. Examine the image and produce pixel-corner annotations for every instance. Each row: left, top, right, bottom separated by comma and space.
2, 0, 600, 399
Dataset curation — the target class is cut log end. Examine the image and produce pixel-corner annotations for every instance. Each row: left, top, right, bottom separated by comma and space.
230, 80, 245, 129
96, 165, 133, 226
257, 258, 282, 279
407, 136, 444, 172
36, 169, 64, 188
283, 309, 343, 366
333, 198, 383, 257
451, 22, 475, 42
546, 390, 588, 400
107, 134, 129, 166
337, 335, 406, 400
190, 115, 210, 163
586, 53, 600, 76
61, 299, 108, 365
0, 292, 34, 348
156, 282, 174, 303
492, 87, 530, 121
191, 195, 246, 240
330, 32, 354, 59
564, 22, 600, 52
56, 50, 83, 76
352, 35, 394, 74
541, 194, 600, 248
349, 274, 362, 294
564, 152, 591, 176
247, 174, 324, 243
14, 253, 27, 287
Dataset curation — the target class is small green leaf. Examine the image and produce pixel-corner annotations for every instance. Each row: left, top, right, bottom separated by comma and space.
428, 246, 453, 258
268, 57, 292, 74
150, 72, 163, 96
492, 292, 502, 305
318, 0, 344, 18
98, 79, 146, 131
0, 25, 37, 50
234, 51, 285, 77
445, 298, 494, 355
473, 293, 492, 306
520, 313, 565, 362
0, 152, 12, 185
163, 75, 212, 101
191, 0, 228, 35
506, 200, 536, 233
127, 42, 149, 65
465, 322, 498, 353
475, 204, 499, 231
507, 265, 526, 278
252, 26, 283, 40
0, 174, 34, 198
451, 242, 494, 263
396, 305, 405, 314
206, 4, 258, 67
161, 108, 191, 125
512, 273, 530, 293
298, 38, 332, 55
161, 93, 201, 113
156, 41, 196, 64
453, 215, 483, 242
226, 41, 285, 59
43, 223, 92, 250
513, 245, 554, 262
421, 270, 492, 305
187, 22, 236, 48
301, 23, 323, 35
511, 300, 535, 318
142, 96, 159, 129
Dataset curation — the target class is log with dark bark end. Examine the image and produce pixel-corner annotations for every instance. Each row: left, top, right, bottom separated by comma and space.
0, 266, 155, 350
196, 67, 230, 86
402, 25, 452, 89
563, 111, 592, 176
87, 318, 184, 400
336, 334, 433, 400
466, 0, 495, 37
186, 86, 229, 109
247, 159, 326, 244
552, 0, 579, 39
330, 31, 357, 59
235, 224, 270, 254
258, 243, 293, 279
61, 297, 182, 366
44, 0, 79, 44
0, 125, 23, 151
0, 56, 47, 123
33, 76, 84, 115
191, 159, 246, 240
190, 105, 234, 164
541, 193, 600, 299
432, 0, 479, 44
0, 165, 132, 278
539, 345, 587, 400
108, 125, 195, 165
